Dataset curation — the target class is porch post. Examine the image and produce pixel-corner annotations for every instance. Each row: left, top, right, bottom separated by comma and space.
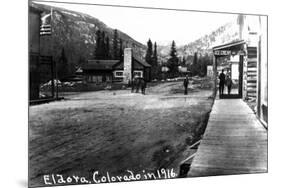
213, 55, 217, 96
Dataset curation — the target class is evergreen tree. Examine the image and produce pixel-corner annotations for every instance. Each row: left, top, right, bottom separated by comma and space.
95, 30, 101, 59
58, 48, 68, 79
191, 52, 199, 76
153, 42, 158, 65
181, 56, 186, 66
145, 39, 153, 65
198, 53, 210, 77
105, 36, 110, 59
113, 29, 119, 59
78, 55, 85, 66
119, 38, 123, 60
151, 42, 158, 79
167, 40, 179, 77
100, 31, 106, 59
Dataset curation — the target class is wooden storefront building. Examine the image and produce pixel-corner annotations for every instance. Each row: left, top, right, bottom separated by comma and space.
29, 7, 42, 100
212, 15, 268, 127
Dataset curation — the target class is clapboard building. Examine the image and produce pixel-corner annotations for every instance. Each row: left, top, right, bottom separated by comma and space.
29, 6, 42, 100
82, 48, 151, 83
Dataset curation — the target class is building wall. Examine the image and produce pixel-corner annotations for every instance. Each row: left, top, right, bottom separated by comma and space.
29, 11, 41, 54
113, 57, 150, 82
258, 16, 268, 125
240, 16, 258, 101
240, 15, 268, 126
29, 9, 41, 100
113, 69, 145, 82
83, 70, 113, 83
242, 44, 248, 100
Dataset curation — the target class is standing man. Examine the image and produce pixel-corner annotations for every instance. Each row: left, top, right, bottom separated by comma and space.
131, 75, 136, 93
226, 75, 233, 95
183, 74, 189, 95
140, 77, 147, 95
219, 69, 226, 96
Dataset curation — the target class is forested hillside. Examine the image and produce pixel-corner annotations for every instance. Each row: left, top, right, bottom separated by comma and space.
31, 2, 146, 79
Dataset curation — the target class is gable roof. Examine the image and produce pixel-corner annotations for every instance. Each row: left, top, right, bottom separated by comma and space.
84, 55, 151, 71
133, 56, 151, 67
82, 60, 120, 70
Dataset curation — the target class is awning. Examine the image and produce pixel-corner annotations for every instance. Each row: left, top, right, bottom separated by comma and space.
213, 40, 246, 57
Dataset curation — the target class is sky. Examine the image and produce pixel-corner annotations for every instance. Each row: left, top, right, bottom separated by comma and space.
32, 0, 238, 46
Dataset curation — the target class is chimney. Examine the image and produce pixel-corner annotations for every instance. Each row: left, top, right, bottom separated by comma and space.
123, 48, 132, 84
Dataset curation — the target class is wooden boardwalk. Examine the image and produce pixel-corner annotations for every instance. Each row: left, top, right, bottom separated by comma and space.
188, 99, 267, 177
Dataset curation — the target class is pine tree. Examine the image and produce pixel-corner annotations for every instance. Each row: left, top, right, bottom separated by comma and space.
78, 56, 85, 65
151, 42, 158, 79
58, 48, 68, 79
95, 30, 101, 59
153, 42, 158, 65
145, 39, 153, 65
191, 52, 198, 76
182, 56, 186, 66
100, 31, 106, 59
167, 40, 179, 77
119, 38, 123, 60
198, 53, 209, 76
113, 29, 119, 59
105, 36, 110, 59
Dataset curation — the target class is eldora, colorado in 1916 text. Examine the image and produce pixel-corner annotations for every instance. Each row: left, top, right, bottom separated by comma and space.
43, 168, 178, 185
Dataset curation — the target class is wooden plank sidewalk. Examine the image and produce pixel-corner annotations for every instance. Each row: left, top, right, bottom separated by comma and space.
188, 99, 267, 177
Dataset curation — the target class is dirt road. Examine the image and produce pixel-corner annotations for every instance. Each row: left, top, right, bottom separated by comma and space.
29, 80, 214, 186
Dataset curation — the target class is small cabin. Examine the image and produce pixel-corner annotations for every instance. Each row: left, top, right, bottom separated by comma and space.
82, 48, 151, 83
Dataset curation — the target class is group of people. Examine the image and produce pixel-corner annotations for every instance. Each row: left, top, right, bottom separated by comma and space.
131, 76, 147, 95
183, 70, 233, 97
131, 74, 190, 96
130, 71, 232, 97
219, 69, 233, 96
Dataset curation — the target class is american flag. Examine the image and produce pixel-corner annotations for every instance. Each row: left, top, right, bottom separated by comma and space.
40, 9, 52, 36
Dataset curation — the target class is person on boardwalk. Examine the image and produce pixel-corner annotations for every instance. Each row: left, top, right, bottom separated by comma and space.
225, 75, 233, 95
219, 69, 226, 96
183, 75, 189, 95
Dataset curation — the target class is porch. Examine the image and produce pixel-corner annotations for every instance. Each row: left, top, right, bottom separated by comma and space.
187, 98, 267, 177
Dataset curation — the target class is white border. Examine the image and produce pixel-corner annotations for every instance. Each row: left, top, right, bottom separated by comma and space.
1, 0, 280, 188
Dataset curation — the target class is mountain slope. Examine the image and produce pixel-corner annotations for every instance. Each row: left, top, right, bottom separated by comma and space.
158, 21, 240, 63
30, 2, 146, 76
182, 21, 240, 56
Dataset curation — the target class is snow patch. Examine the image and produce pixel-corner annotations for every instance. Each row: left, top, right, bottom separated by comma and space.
61, 11, 79, 17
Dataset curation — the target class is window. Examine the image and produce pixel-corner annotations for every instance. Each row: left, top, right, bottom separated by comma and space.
97, 76, 102, 83
114, 71, 124, 78
133, 71, 143, 78
87, 75, 102, 83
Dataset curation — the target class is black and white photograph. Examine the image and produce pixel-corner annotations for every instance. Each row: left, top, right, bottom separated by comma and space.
27, 0, 268, 187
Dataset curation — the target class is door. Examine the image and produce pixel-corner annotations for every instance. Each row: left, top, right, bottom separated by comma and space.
216, 54, 243, 99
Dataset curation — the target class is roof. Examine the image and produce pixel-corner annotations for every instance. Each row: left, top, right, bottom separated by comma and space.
83, 52, 151, 71
213, 40, 245, 51
82, 60, 120, 70
133, 56, 151, 67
